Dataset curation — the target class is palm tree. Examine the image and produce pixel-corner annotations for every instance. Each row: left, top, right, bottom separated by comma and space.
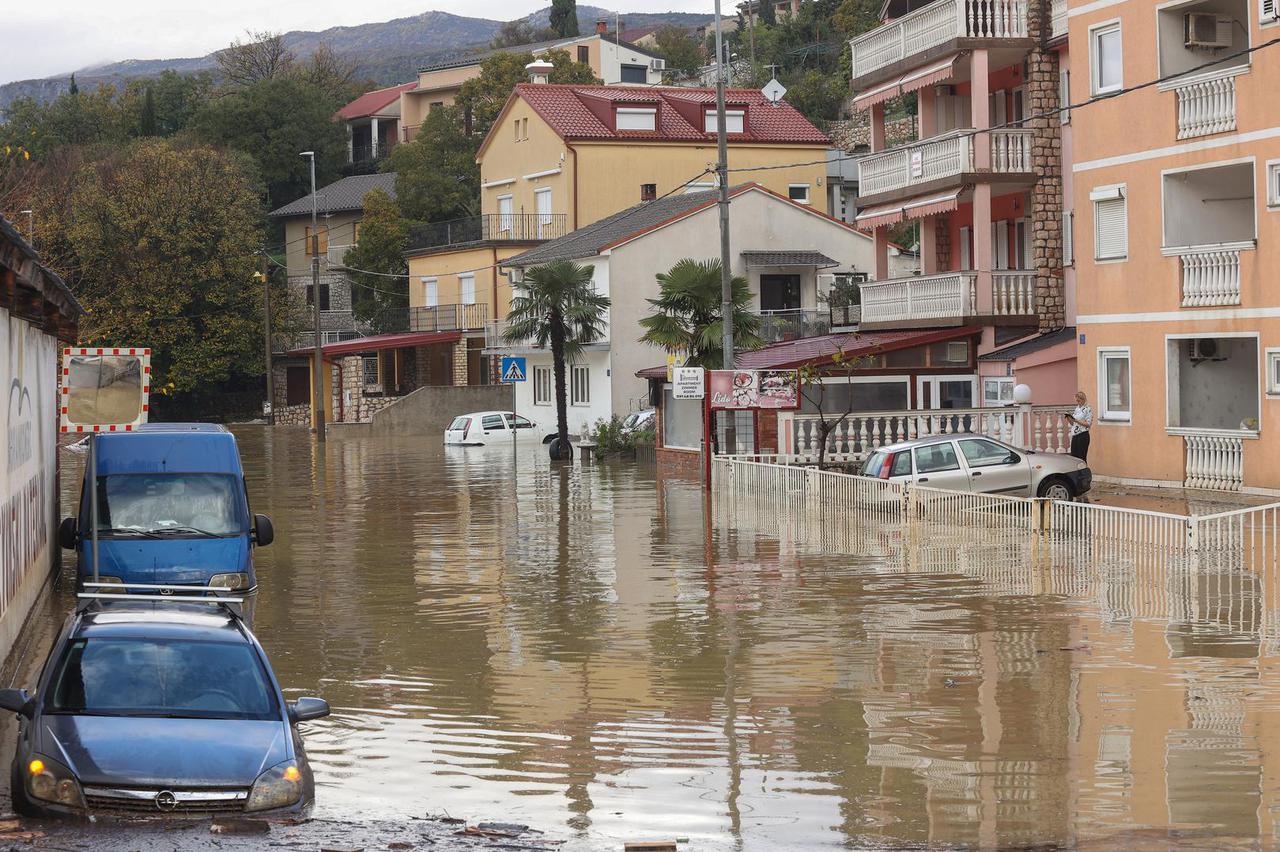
638, 258, 763, 368
503, 260, 610, 460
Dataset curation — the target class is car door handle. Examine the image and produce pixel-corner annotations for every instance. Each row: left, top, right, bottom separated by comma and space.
972, 471, 982, 477
918, 477, 929, 483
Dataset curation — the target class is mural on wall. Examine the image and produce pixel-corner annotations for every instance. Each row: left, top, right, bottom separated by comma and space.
1, 314, 56, 623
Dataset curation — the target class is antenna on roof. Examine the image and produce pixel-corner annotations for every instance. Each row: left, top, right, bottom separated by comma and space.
761, 74, 787, 107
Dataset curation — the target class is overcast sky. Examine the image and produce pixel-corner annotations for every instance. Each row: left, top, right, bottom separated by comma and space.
2, 0, 713, 86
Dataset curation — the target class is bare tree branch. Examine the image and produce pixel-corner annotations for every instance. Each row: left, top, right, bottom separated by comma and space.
215, 31, 296, 88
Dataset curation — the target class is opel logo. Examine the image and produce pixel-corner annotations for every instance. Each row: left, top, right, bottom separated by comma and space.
159, 587, 174, 597
155, 790, 178, 811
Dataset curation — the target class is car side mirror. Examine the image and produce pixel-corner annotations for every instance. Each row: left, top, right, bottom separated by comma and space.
288, 697, 330, 723
0, 688, 33, 718
58, 517, 78, 550
253, 514, 274, 547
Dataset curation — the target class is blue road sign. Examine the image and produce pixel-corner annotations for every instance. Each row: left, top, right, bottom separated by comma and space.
500, 356, 527, 383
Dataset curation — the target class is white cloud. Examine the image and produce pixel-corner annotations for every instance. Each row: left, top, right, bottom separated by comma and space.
1, 0, 715, 86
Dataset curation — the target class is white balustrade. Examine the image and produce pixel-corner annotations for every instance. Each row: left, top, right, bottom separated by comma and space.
789, 404, 1072, 462
1050, 0, 1067, 38
858, 129, 1030, 199
991, 271, 1035, 315
1183, 431, 1245, 491
1175, 244, 1246, 307
860, 273, 975, 324
850, 0, 1028, 80
989, 129, 1032, 172
1174, 72, 1237, 140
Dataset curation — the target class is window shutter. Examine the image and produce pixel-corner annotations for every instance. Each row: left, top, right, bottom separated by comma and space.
1060, 69, 1071, 124
1094, 197, 1127, 260
1262, 0, 1278, 22
959, 226, 972, 269
1063, 210, 1075, 266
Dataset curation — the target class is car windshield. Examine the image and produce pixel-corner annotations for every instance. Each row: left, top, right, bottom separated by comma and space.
94, 473, 245, 536
48, 638, 278, 720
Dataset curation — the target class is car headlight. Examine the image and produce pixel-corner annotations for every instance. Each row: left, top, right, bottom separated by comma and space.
26, 755, 85, 808
244, 760, 303, 812
209, 573, 251, 591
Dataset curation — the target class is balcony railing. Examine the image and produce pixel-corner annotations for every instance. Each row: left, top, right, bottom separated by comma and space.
850, 0, 1029, 81
410, 303, 488, 332
829, 303, 862, 328
1173, 69, 1239, 139
483, 319, 608, 351
1168, 242, 1252, 307
757, 309, 831, 343
408, 213, 568, 250
1177, 429, 1248, 491
860, 270, 1035, 324
1050, 0, 1066, 38
857, 129, 1032, 197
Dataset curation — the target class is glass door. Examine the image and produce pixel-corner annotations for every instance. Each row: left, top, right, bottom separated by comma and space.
916, 375, 977, 410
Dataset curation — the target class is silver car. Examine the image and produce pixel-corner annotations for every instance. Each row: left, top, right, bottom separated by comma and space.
860, 434, 1092, 500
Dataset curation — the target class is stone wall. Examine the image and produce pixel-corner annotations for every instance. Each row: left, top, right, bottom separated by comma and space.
827, 114, 918, 152
1028, 0, 1066, 329
360, 384, 514, 436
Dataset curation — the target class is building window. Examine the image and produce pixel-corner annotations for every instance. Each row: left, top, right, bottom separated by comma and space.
362, 355, 380, 389
641, 183, 657, 201
578, 45, 590, 63
984, 377, 1015, 406
1098, 348, 1131, 421
285, 366, 310, 406
616, 106, 656, 130
788, 184, 810, 205
620, 64, 648, 83
420, 276, 438, 307
1268, 161, 1280, 208
1091, 184, 1127, 261
305, 282, 330, 311
759, 274, 801, 312
1264, 0, 1279, 24
304, 226, 328, 255
498, 195, 513, 232
533, 365, 553, 405
1063, 210, 1075, 266
1091, 21, 1123, 95
570, 365, 590, 405
704, 109, 745, 133
1267, 349, 1280, 395
535, 188, 553, 231
459, 273, 476, 305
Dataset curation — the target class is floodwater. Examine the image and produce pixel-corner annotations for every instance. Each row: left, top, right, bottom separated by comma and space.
35, 426, 1280, 849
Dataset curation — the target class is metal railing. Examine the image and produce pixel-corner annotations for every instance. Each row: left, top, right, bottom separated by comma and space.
1171, 242, 1252, 307
483, 318, 608, 350
1173, 69, 1239, 140
857, 129, 1032, 197
757, 309, 831, 343
788, 404, 1074, 463
850, 0, 1029, 80
407, 213, 568, 249
410, 303, 488, 332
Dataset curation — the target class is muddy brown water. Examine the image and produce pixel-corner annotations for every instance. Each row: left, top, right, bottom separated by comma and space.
16, 425, 1280, 849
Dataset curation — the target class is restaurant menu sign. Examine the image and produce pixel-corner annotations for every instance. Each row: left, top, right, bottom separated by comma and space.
709, 369, 800, 410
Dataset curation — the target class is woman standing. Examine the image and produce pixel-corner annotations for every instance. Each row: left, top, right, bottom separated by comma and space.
1065, 391, 1092, 462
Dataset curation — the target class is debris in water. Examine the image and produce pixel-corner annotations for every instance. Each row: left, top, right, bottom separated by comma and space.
624, 842, 678, 852
210, 818, 271, 834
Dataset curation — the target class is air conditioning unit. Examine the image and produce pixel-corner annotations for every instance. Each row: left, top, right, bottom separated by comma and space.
1184, 13, 1232, 49
649, 58, 666, 71
1190, 337, 1226, 362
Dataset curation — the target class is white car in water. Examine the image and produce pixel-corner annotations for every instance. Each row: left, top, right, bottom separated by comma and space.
445, 411, 549, 446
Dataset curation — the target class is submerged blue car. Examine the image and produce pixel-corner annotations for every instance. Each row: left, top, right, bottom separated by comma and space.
0, 595, 329, 818
59, 424, 273, 593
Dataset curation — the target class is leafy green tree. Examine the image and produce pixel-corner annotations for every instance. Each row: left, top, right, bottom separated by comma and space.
549, 0, 579, 37
491, 20, 556, 47
342, 188, 409, 332
121, 71, 212, 138
457, 49, 599, 139
65, 139, 264, 404
68, 74, 79, 95
832, 0, 882, 38
783, 69, 846, 123
653, 25, 704, 78
503, 260, 610, 459
387, 105, 480, 223
0, 86, 128, 158
190, 75, 346, 211
138, 87, 158, 136
638, 258, 763, 369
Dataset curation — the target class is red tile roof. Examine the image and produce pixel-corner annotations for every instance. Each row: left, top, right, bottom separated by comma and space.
286, 330, 461, 359
513, 83, 830, 144
337, 82, 419, 120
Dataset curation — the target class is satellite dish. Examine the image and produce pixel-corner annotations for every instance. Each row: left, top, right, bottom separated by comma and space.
762, 77, 787, 105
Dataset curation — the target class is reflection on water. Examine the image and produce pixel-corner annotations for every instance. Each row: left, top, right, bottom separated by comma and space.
236, 427, 1280, 849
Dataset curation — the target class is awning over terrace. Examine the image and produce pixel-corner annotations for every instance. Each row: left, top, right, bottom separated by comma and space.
852, 56, 960, 112
740, 250, 840, 268
285, 330, 462, 360
855, 187, 965, 229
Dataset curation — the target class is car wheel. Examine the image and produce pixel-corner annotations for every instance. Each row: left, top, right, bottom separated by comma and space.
1037, 476, 1075, 501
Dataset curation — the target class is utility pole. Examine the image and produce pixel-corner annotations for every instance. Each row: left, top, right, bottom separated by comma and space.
301, 151, 326, 441
713, 0, 734, 371
259, 255, 275, 426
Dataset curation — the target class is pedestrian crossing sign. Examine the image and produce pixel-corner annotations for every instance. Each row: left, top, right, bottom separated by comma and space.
500, 356, 527, 383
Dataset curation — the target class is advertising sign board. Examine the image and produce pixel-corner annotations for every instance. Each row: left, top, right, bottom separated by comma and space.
709, 369, 800, 410
672, 366, 705, 399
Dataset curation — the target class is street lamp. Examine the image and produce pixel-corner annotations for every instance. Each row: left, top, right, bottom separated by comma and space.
300, 151, 325, 441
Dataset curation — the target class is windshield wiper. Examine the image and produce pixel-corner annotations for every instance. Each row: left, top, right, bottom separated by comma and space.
144, 526, 223, 537
100, 527, 163, 539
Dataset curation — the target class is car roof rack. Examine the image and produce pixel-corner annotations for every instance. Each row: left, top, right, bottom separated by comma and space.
76, 583, 245, 616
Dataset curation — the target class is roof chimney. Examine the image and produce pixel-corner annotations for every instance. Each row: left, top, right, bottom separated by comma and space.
596, 19, 608, 34
525, 59, 555, 84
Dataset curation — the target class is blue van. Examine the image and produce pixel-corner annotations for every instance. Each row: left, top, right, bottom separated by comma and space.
58, 424, 273, 593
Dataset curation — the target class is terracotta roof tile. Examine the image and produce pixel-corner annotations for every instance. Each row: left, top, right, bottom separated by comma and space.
337, 82, 418, 120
